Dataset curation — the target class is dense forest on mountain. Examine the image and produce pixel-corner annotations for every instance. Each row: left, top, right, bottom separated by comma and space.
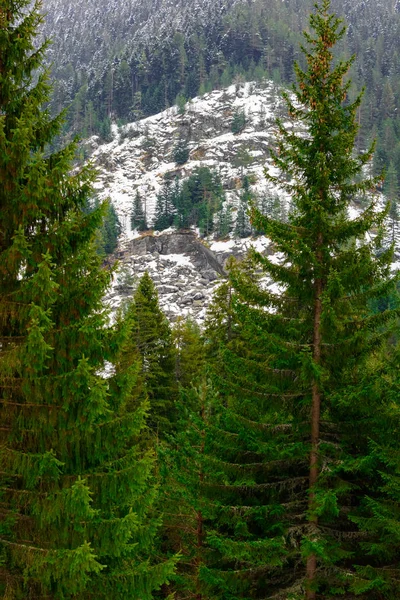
42, 0, 400, 188
3, 0, 400, 599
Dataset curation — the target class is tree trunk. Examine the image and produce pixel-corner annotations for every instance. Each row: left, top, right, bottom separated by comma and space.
306, 234, 323, 599
195, 509, 204, 600
195, 395, 206, 600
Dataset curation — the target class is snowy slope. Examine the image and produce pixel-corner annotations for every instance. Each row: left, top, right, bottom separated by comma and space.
89, 79, 294, 322
91, 80, 291, 238
92, 80, 397, 323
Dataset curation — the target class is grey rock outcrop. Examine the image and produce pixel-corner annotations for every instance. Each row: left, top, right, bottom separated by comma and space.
109, 230, 235, 322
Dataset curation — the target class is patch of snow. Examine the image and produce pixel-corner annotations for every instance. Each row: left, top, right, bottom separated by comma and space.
209, 239, 237, 252
159, 253, 193, 267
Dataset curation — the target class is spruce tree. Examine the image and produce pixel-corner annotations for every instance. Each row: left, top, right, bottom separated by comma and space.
172, 317, 205, 389
0, 2, 175, 597
131, 189, 148, 232
100, 201, 121, 255
154, 177, 175, 231
215, 203, 233, 240
173, 138, 190, 165
125, 272, 177, 436
384, 161, 399, 243
231, 109, 247, 134
197, 1, 398, 598
235, 176, 253, 238
161, 374, 301, 600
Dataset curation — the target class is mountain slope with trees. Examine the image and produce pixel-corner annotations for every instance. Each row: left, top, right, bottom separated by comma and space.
40, 0, 400, 193
2, 1, 400, 599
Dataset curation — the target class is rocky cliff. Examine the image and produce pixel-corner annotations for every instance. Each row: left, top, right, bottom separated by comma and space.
106, 230, 274, 321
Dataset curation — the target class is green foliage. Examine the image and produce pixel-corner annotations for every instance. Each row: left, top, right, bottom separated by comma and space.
0, 2, 176, 597
215, 203, 233, 240
84, 198, 122, 256
173, 138, 190, 165
100, 201, 121, 255
124, 272, 177, 436
234, 176, 253, 238
161, 377, 298, 599
173, 167, 225, 235
176, 93, 187, 115
154, 176, 176, 231
384, 161, 399, 243
190, 1, 399, 597
131, 190, 148, 232
172, 318, 206, 389
231, 109, 247, 134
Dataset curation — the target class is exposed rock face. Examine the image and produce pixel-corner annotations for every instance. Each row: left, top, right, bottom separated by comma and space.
123, 231, 226, 276
96, 83, 392, 324
90, 80, 291, 235
106, 231, 271, 322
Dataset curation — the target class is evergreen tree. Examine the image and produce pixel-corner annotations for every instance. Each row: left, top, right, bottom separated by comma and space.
173, 138, 190, 165
172, 317, 205, 389
159, 383, 223, 600
231, 109, 247, 134
131, 189, 148, 232
153, 177, 175, 231
0, 1, 176, 597
247, 1, 397, 595
234, 176, 253, 238
100, 201, 121, 255
126, 272, 177, 436
182, 2, 398, 598
172, 167, 225, 234
176, 93, 187, 116
340, 343, 400, 598
384, 161, 399, 243
173, 178, 192, 229
162, 350, 298, 600
215, 203, 233, 239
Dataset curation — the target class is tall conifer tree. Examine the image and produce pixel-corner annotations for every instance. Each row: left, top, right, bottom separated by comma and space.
125, 272, 177, 436
131, 190, 148, 232
0, 2, 175, 597
196, 1, 399, 598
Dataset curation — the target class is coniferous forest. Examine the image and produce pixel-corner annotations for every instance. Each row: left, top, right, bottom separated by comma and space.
2, 1, 400, 599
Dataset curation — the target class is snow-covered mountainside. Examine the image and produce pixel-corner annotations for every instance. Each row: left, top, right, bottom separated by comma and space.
90, 79, 396, 323
91, 80, 289, 234
93, 80, 290, 321
41, 0, 241, 66
108, 231, 277, 322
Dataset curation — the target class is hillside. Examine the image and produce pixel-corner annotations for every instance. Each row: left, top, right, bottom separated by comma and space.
96, 80, 287, 321
92, 80, 398, 322
91, 80, 289, 234
40, 0, 400, 198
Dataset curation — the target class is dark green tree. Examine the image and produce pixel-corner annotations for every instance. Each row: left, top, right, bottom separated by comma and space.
171, 167, 225, 234
131, 189, 148, 232
231, 109, 247, 134
173, 138, 190, 165
161, 367, 298, 600
215, 203, 233, 239
0, 2, 176, 597
100, 201, 121, 255
125, 272, 177, 436
176, 2, 399, 598
385, 161, 399, 243
244, 1, 397, 596
172, 317, 205, 389
234, 176, 253, 238
153, 177, 175, 231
